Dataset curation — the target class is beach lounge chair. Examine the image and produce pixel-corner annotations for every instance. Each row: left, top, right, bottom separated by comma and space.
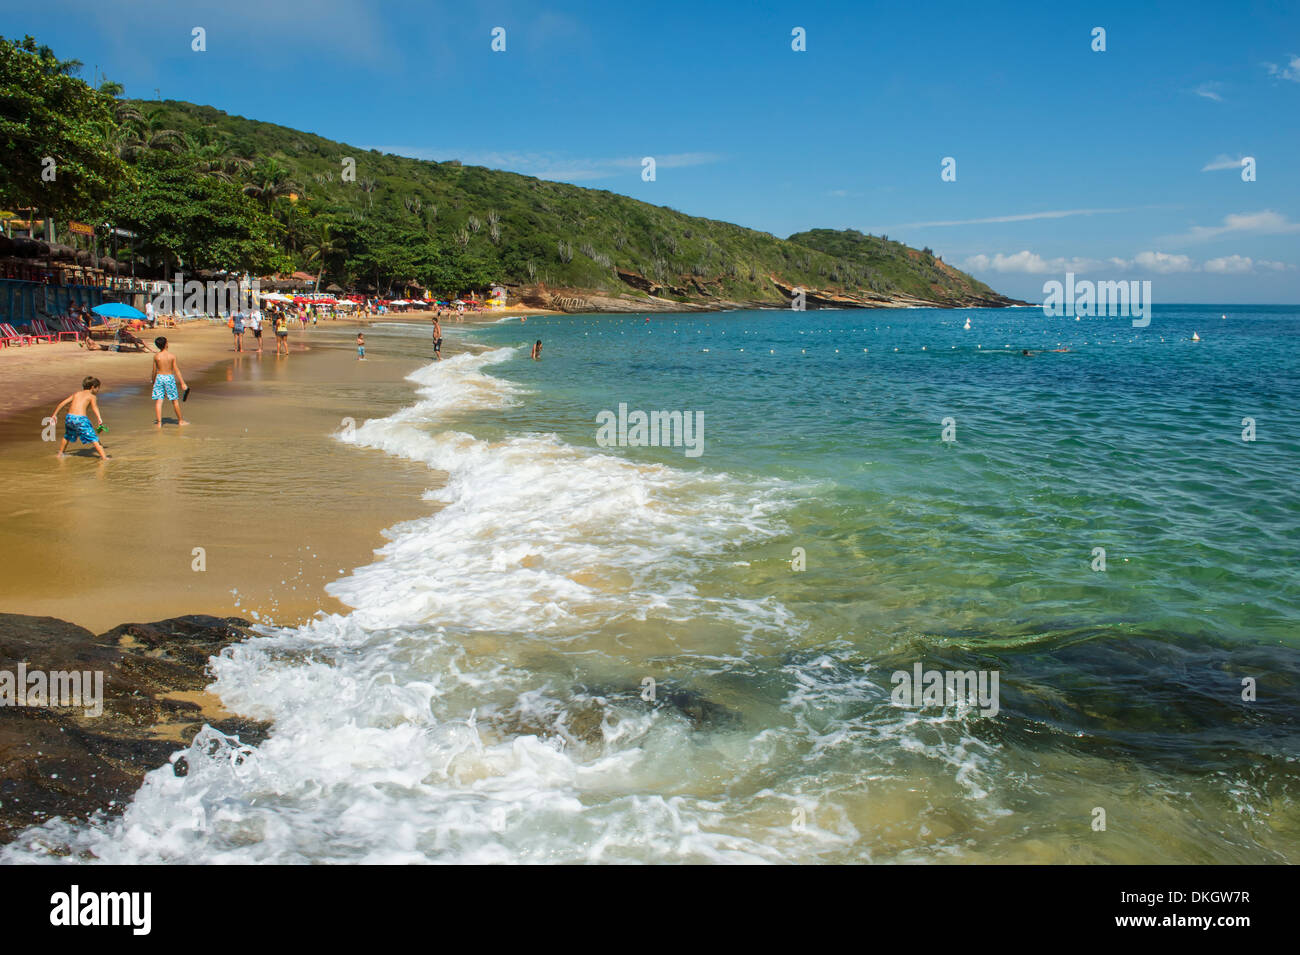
57, 316, 87, 342
113, 327, 151, 352
0, 323, 34, 347
29, 320, 59, 343
87, 321, 120, 342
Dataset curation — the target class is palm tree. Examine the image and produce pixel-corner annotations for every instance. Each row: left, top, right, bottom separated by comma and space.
278, 198, 308, 255
114, 107, 186, 161
242, 158, 301, 210
304, 221, 344, 292
183, 132, 253, 183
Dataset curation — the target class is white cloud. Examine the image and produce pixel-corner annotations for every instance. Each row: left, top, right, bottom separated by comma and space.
962, 250, 1291, 276
1204, 255, 1255, 274
1133, 251, 1195, 273
890, 207, 1134, 229
1172, 210, 1300, 243
1264, 55, 1300, 82
1201, 154, 1246, 172
1193, 83, 1224, 102
961, 251, 1105, 274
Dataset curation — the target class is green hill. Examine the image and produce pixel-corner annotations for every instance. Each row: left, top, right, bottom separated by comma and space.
127, 100, 1021, 309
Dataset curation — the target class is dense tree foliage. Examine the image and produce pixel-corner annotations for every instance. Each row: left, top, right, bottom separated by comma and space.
106, 151, 286, 276
0, 35, 1010, 303
0, 35, 128, 222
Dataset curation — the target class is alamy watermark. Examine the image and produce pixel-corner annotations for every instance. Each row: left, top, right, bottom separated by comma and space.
1, 663, 103, 717
150, 275, 261, 316
595, 403, 704, 457
890, 662, 1000, 717
1042, 272, 1152, 327
50, 885, 150, 935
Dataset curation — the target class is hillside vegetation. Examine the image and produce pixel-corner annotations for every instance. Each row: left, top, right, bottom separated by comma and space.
131, 99, 1020, 308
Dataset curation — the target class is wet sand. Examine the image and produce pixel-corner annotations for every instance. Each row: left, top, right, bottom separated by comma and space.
0, 319, 459, 632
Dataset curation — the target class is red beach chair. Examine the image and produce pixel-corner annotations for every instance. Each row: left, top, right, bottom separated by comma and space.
58, 316, 88, 342
28, 320, 58, 343
0, 323, 34, 347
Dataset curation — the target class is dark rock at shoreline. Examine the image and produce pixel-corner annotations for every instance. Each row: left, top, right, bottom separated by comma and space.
0, 613, 269, 845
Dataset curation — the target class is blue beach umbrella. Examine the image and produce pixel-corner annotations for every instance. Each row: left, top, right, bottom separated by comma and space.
91, 302, 147, 321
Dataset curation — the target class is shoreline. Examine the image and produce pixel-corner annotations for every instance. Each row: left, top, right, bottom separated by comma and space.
0, 317, 469, 633
0, 314, 499, 844
0, 306, 543, 427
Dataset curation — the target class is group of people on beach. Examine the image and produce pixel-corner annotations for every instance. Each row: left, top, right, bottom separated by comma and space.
230, 305, 292, 356
52, 308, 532, 462
53, 337, 188, 459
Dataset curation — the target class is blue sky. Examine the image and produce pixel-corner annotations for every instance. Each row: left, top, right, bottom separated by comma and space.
5, 0, 1299, 302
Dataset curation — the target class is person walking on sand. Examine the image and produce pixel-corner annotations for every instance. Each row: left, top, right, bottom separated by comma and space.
356, 332, 365, 360
432, 315, 442, 361
232, 308, 245, 352
275, 312, 289, 356
151, 337, 188, 427
248, 304, 263, 353
53, 376, 109, 460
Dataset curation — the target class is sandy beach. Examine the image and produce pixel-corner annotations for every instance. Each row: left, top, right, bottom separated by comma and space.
0, 313, 492, 632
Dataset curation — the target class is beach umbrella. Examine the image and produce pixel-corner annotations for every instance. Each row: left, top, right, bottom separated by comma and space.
92, 302, 147, 320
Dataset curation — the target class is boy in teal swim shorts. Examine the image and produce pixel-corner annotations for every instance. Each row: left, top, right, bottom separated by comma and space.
53, 376, 109, 459
151, 336, 188, 427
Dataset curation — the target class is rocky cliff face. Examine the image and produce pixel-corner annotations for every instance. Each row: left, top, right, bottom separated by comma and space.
0, 614, 266, 847
511, 273, 1027, 313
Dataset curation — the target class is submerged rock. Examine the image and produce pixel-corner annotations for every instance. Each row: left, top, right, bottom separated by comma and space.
0, 613, 269, 844
487, 682, 742, 748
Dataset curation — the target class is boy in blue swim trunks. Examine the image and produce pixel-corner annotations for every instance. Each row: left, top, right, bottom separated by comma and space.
53, 376, 109, 460
151, 336, 189, 427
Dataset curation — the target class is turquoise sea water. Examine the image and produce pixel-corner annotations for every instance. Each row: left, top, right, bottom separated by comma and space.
450, 304, 1300, 860
6, 304, 1296, 864
476, 305, 1299, 650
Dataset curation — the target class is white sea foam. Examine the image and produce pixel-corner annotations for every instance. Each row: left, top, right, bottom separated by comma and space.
1, 347, 813, 864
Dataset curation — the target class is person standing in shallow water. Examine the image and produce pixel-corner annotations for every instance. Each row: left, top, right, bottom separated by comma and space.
275, 313, 289, 356
53, 376, 109, 459
531, 339, 542, 360
432, 315, 442, 361
151, 337, 188, 427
